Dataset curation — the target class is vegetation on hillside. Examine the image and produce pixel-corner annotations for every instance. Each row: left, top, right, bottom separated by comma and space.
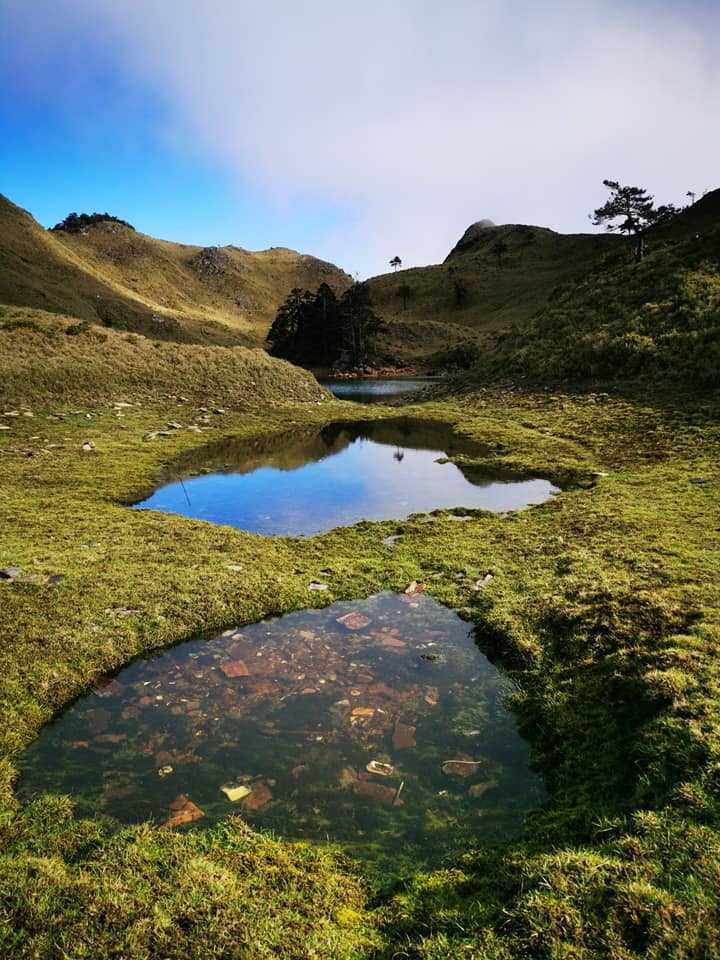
50, 211, 135, 233
463, 189, 720, 385
0, 194, 350, 348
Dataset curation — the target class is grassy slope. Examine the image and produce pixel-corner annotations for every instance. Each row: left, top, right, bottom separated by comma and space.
1, 310, 720, 956
461, 190, 720, 384
0, 306, 328, 406
0, 194, 351, 347
367, 224, 618, 360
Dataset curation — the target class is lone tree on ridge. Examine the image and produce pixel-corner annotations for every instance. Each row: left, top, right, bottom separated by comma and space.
390, 255, 402, 271
591, 179, 678, 262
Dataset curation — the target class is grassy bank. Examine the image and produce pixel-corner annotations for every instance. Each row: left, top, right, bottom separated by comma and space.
1, 368, 719, 957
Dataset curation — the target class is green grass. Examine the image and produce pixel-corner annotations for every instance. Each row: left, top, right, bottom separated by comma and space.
1, 359, 719, 957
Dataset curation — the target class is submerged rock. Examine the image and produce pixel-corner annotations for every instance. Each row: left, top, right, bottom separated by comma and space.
393, 721, 416, 750
221, 781, 252, 802
441, 759, 484, 778
243, 781, 273, 811
366, 760, 395, 777
163, 794, 205, 828
336, 611, 371, 630
220, 659, 249, 678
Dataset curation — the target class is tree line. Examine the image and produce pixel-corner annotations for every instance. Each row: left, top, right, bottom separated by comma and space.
266, 282, 383, 369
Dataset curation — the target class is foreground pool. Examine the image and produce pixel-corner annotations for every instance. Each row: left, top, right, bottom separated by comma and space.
18, 592, 544, 871
133, 418, 558, 536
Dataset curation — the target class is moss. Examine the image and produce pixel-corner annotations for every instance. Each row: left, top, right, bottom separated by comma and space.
1, 378, 720, 957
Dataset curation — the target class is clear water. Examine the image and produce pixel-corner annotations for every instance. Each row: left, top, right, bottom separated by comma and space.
320, 377, 437, 403
18, 592, 544, 872
133, 418, 558, 536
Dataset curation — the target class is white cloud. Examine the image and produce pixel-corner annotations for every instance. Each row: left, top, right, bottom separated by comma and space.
8, 1, 720, 274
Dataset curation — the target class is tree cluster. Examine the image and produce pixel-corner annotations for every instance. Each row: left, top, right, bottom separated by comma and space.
591, 180, 678, 262
50, 212, 135, 234
266, 282, 383, 368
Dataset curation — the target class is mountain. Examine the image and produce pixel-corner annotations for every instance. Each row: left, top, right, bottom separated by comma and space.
0, 195, 351, 347
366, 220, 620, 362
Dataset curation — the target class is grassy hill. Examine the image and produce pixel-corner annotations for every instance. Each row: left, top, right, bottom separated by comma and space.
0, 195, 351, 347
459, 189, 720, 385
367, 221, 619, 361
0, 305, 329, 407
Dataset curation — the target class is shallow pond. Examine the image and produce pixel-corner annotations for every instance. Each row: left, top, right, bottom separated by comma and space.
320, 377, 437, 403
133, 418, 558, 536
18, 592, 544, 872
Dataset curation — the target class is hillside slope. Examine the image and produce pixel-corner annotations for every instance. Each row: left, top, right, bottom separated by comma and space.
367, 221, 619, 361
461, 189, 720, 385
0, 195, 351, 346
0, 305, 329, 406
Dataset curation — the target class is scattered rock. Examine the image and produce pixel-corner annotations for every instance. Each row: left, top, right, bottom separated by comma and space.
0, 425, 10, 431
47, 574, 66, 586
441, 759, 484, 778
187, 425, 203, 433
220, 659, 249, 678
471, 574, 494, 591
226, 563, 243, 572
158, 765, 174, 778
393, 721, 416, 750
81, 441, 95, 453
308, 582, 329, 591
366, 760, 394, 777
336, 611, 371, 631
0, 567, 21, 580
404, 580, 427, 595
221, 781, 252, 802
383, 535, 401, 546
214, 408, 226, 415
424, 687, 440, 706
143, 431, 171, 441
167, 422, 183, 430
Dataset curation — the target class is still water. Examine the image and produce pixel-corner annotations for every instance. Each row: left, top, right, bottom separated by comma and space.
133, 419, 558, 536
18, 592, 544, 872
320, 377, 437, 403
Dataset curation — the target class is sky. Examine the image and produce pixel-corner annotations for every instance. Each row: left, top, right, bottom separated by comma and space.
1, 1, 718, 277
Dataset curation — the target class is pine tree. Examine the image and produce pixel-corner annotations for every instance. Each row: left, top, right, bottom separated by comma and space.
591, 180, 678, 262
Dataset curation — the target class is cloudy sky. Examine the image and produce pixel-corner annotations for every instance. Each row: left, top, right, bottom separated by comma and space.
1, 1, 718, 276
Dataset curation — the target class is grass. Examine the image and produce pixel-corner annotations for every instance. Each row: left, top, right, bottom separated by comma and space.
0, 306, 329, 405
1, 338, 719, 958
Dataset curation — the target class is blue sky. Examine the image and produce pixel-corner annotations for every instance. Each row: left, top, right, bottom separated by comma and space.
1, 1, 718, 277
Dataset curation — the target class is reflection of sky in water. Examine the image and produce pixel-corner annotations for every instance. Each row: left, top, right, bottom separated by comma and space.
321, 378, 433, 402
135, 435, 557, 536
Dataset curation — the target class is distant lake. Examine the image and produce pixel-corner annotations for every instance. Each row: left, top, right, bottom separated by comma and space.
320, 377, 438, 403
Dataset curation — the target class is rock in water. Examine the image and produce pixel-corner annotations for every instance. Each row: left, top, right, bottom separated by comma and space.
163, 794, 204, 828
393, 721, 416, 750
220, 659, 249, 678
336, 611, 371, 630
221, 781, 252, 802
243, 781, 273, 811
441, 759, 484, 778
